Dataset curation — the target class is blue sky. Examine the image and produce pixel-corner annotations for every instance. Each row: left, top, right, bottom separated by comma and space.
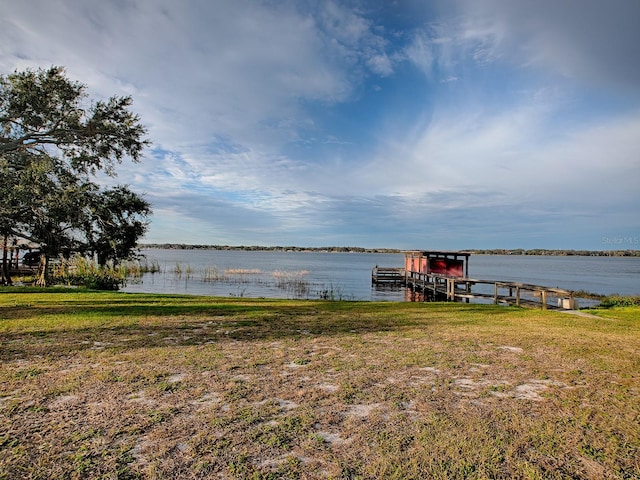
1, 0, 639, 250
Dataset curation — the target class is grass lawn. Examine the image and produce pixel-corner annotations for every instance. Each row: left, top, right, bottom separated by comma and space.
1, 289, 639, 479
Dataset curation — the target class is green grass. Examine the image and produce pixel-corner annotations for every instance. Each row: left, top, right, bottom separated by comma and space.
1, 289, 639, 479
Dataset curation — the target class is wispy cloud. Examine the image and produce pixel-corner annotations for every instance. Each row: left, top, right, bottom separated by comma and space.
1, 0, 638, 248
452, 0, 640, 91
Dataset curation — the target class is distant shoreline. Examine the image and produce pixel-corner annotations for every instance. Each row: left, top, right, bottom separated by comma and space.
140, 244, 640, 257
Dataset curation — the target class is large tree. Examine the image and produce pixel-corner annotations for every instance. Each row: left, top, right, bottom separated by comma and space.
85, 185, 152, 267
0, 66, 151, 285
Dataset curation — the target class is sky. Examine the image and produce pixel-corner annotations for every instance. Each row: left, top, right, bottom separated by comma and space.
1, 0, 639, 250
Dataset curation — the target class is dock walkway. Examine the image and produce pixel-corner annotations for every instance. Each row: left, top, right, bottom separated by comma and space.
372, 267, 577, 310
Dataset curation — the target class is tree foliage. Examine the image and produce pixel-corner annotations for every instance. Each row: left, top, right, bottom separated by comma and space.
0, 66, 151, 285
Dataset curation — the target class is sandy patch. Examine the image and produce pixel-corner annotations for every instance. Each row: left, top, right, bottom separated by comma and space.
345, 403, 381, 418
514, 380, 566, 401
167, 373, 185, 383
454, 378, 479, 389
191, 392, 220, 406
175, 442, 189, 453
579, 455, 607, 478
409, 376, 434, 386
515, 383, 549, 401
418, 366, 440, 373
498, 346, 524, 353
561, 310, 603, 319
314, 430, 345, 445
258, 454, 299, 468
127, 390, 156, 406
48, 395, 80, 408
399, 400, 417, 412
317, 383, 339, 392
131, 435, 154, 465
470, 363, 491, 370
285, 361, 309, 369
276, 398, 299, 410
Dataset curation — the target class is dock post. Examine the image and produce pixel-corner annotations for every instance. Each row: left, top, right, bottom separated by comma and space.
516, 287, 521, 307
570, 293, 576, 310
494, 283, 499, 304
541, 290, 547, 310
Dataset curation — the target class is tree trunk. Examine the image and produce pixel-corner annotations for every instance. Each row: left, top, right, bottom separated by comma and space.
35, 253, 48, 287
1, 235, 13, 286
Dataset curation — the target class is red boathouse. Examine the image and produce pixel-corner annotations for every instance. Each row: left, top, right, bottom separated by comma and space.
403, 250, 470, 278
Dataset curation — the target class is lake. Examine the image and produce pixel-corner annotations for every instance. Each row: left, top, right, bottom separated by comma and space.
122, 249, 640, 301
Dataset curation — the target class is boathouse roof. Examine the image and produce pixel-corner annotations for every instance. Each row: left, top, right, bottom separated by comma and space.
402, 250, 471, 257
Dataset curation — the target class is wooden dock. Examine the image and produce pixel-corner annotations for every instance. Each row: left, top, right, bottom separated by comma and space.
372, 267, 577, 310
371, 267, 405, 285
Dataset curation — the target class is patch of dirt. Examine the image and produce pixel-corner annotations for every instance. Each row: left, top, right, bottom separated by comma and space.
418, 366, 440, 373
285, 361, 309, 369
498, 346, 524, 353
191, 392, 220, 406
314, 429, 345, 445
345, 403, 381, 418
560, 310, 604, 319
316, 383, 339, 392
48, 394, 80, 408
514, 380, 567, 401
127, 390, 156, 406
131, 435, 154, 465
276, 398, 299, 410
167, 373, 185, 383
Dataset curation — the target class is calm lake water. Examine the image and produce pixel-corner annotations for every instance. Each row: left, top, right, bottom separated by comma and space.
122, 249, 640, 301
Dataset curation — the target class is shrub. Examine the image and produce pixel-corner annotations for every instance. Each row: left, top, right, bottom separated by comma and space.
599, 295, 640, 308
51, 255, 126, 290
80, 272, 124, 291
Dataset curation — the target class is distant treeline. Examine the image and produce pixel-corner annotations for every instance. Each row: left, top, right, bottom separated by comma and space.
466, 249, 640, 257
140, 244, 639, 256
140, 244, 401, 254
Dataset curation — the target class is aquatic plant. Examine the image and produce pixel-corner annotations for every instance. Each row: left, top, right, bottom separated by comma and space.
49, 255, 126, 290
316, 283, 349, 301
201, 266, 222, 282
273, 270, 311, 297
599, 295, 640, 307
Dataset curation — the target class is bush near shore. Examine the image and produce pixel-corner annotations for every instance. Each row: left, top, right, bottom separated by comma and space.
1, 291, 638, 479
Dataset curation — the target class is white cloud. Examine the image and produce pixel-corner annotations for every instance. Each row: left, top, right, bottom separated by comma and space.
1, 0, 638, 248
1, 0, 369, 151
362, 92, 640, 219
403, 31, 435, 77
367, 54, 394, 76
452, 0, 640, 90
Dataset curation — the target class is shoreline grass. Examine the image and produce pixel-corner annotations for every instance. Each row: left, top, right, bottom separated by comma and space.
1, 290, 639, 479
